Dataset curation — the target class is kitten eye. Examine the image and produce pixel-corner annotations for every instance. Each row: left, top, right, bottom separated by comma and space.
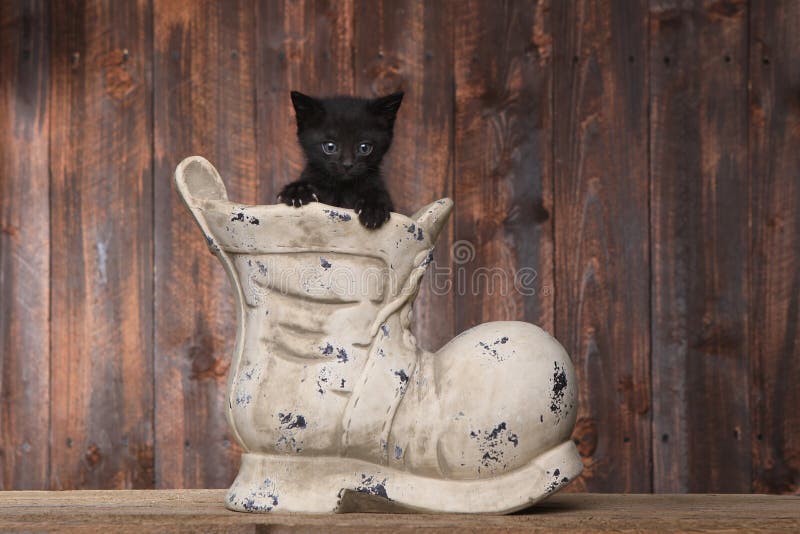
357, 142, 373, 155
321, 142, 338, 155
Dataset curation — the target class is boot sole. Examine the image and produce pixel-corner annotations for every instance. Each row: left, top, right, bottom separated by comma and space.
226, 440, 583, 514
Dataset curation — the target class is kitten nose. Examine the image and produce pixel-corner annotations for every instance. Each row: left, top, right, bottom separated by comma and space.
342, 161, 353, 170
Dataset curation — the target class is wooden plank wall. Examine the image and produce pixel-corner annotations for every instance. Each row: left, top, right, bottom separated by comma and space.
153, 0, 258, 490
0, 0, 797, 494
649, 0, 751, 492
48, 0, 154, 491
0, 0, 50, 490
553, 0, 652, 492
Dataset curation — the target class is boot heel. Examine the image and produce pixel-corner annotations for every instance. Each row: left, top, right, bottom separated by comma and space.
226, 453, 349, 513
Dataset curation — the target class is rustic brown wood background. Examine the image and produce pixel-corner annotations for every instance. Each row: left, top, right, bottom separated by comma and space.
1, 0, 798, 494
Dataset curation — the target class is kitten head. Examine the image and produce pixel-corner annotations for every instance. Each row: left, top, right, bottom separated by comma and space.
290, 91, 403, 181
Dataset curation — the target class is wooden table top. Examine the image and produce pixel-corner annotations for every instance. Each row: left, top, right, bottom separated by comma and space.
0, 490, 797, 532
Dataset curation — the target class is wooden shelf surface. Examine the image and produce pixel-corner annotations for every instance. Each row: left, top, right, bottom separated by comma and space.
0, 490, 797, 532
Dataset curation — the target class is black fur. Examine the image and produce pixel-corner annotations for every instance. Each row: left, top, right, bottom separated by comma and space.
278, 91, 402, 229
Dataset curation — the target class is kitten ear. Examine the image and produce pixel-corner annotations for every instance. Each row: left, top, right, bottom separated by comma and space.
369, 92, 404, 126
291, 91, 324, 130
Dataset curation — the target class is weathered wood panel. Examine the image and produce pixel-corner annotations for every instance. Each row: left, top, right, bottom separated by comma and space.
553, 0, 652, 492
255, 0, 354, 205
0, 0, 50, 490
748, 0, 800, 494
649, 0, 751, 492
453, 0, 555, 339
353, 0, 455, 350
153, 0, 257, 488
48, 0, 154, 489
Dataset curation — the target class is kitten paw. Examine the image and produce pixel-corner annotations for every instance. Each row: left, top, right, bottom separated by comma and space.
278, 182, 318, 207
355, 199, 392, 229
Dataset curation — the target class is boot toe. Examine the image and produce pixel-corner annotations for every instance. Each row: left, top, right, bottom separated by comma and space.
431, 321, 578, 479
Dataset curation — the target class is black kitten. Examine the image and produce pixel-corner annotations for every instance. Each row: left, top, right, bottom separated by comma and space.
278, 91, 402, 229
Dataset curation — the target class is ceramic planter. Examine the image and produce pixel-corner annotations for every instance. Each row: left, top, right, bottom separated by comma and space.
175, 156, 582, 514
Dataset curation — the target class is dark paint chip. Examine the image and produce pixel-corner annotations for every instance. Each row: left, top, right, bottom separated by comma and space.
278, 412, 307, 430
356, 474, 389, 500
550, 362, 568, 415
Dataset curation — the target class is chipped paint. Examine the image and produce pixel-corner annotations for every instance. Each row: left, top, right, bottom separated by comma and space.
233, 477, 279, 512
276, 412, 307, 453
477, 337, 512, 361
278, 412, 307, 430
316, 366, 332, 395
322, 208, 352, 222
544, 468, 570, 494
550, 362, 568, 417
356, 474, 389, 499
235, 392, 252, 407
469, 422, 520, 473
231, 211, 260, 225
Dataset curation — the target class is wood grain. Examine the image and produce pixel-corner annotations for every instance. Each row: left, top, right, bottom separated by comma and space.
48, 0, 154, 489
748, 0, 800, 494
255, 0, 354, 203
153, 0, 257, 488
649, 0, 751, 492
453, 0, 555, 337
553, 0, 652, 492
0, 491, 797, 532
353, 0, 455, 350
0, 0, 50, 490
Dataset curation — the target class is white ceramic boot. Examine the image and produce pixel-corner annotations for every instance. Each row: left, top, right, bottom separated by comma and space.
175, 156, 582, 514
